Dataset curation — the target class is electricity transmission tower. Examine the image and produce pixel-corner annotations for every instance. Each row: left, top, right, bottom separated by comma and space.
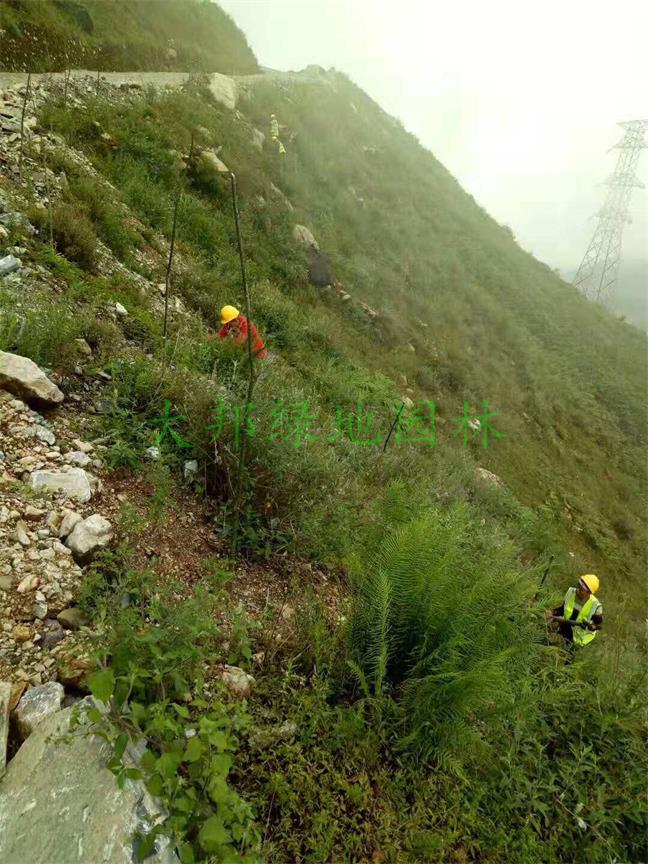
573, 119, 648, 303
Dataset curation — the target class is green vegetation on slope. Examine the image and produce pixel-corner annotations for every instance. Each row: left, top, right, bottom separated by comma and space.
1, 40, 646, 859
0, 0, 258, 73
36, 72, 647, 625
80, 488, 646, 863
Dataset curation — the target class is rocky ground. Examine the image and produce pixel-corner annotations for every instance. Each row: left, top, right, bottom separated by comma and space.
0, 379, 108, 690
0, 73, 344, 776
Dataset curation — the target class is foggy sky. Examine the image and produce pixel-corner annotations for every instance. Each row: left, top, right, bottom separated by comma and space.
219, 0, 647, 274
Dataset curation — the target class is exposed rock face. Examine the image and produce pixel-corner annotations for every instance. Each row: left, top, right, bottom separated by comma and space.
270, 182, 294, 211
0, 704, 179, 863
30, 467, 93, 502
200, 148, 230, 174
207, 72, 237, 110
11, 681, 64, 741
0, 393, 88, 687
293, 223, 319, 250
0, 254, 21, 277
0, 351, 64, 407
249, 719, 298, 750
74, 338, 93, 356
183, 460, 198, 480
221, 665, 255, 698
65, 514, 113, 563
475, 466, 505, 488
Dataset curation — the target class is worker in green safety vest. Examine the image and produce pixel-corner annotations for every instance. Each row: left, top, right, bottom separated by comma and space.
269, 113, 287, 155
549, 573, 603, 647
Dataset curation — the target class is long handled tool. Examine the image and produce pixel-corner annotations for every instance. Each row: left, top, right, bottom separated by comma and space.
531, 554, 554, 605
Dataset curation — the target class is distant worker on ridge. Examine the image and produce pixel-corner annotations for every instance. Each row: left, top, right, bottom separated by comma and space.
269, 113, 287, 155
548, 574, 603, 647
214, 305, 267, 360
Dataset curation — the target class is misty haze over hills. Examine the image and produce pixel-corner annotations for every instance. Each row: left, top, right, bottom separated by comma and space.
614, 259, 648, 330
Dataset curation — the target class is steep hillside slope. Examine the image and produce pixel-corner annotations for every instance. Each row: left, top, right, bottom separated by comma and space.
241, 70, 648, 555
1, 64, 646, 622
0, 0, 259, 74
0, 37, 646, 864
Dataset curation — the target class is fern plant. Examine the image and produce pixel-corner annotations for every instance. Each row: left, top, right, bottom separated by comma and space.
348, 491, 540, 772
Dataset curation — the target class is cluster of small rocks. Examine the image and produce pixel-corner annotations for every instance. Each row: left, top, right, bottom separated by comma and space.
0, 369, 113, 688
0, 78, 192, 331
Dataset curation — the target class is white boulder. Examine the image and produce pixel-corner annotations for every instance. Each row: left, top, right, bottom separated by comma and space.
207, 72, 237, 110
293, 224, 319, 250
58, 510, 82, 539
221, 665, 255, 698
30, 468, 93, 503
475, 466, 505, 488
65, 514, 113, 563
0, 351, 64, 407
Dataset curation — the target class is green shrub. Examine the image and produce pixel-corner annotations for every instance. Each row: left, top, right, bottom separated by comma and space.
51, 202, 98, 272
76, 555, 260, 864
68, 175, 142, 261
348, 496, 540, 771
0, 290, 86, 370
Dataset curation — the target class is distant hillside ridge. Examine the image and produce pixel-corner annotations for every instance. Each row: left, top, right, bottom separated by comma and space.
0, 0, 259, 74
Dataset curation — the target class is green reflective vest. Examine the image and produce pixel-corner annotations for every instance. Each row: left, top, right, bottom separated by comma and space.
563, 587, 601, 646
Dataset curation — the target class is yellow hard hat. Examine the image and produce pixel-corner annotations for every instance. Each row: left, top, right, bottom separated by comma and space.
220, 305, 240, 324
579, 574, 600, 594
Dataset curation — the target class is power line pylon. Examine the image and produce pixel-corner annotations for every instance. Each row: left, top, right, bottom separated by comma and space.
573, 119, 648, 303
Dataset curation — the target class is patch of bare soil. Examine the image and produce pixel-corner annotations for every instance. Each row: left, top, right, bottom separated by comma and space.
98, 469, 345, 626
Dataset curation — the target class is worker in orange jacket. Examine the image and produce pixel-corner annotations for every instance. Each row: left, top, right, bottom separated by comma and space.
215, 305, 267, 359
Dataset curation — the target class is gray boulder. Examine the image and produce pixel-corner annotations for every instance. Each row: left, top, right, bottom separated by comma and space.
307, 248, 333, 287
20, 423, 56, 445
475, 466, 505, 488
200, 149, 230, 174
293, 223, 319, 250
0, 704, 179, 863
249, 719, 297, 750
65, 449, 92, 467
183, 459, 198, 481
57, 607, 88, 631
0, 351, 64, 407
75, 337, 93, 356
41, 620, 65, 650
207, 72, 237, 110
58, 509, 82, 539
220, 665, 255, 698
0, 254, 21, 277
11, 681, 64, 741
65, 514, 113, 563
30, 468, 93, 503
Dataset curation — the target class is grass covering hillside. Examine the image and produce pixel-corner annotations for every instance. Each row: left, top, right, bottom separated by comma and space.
0, 0, 259, 73
0, 22, 646, 862
31, 70, 647, 622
